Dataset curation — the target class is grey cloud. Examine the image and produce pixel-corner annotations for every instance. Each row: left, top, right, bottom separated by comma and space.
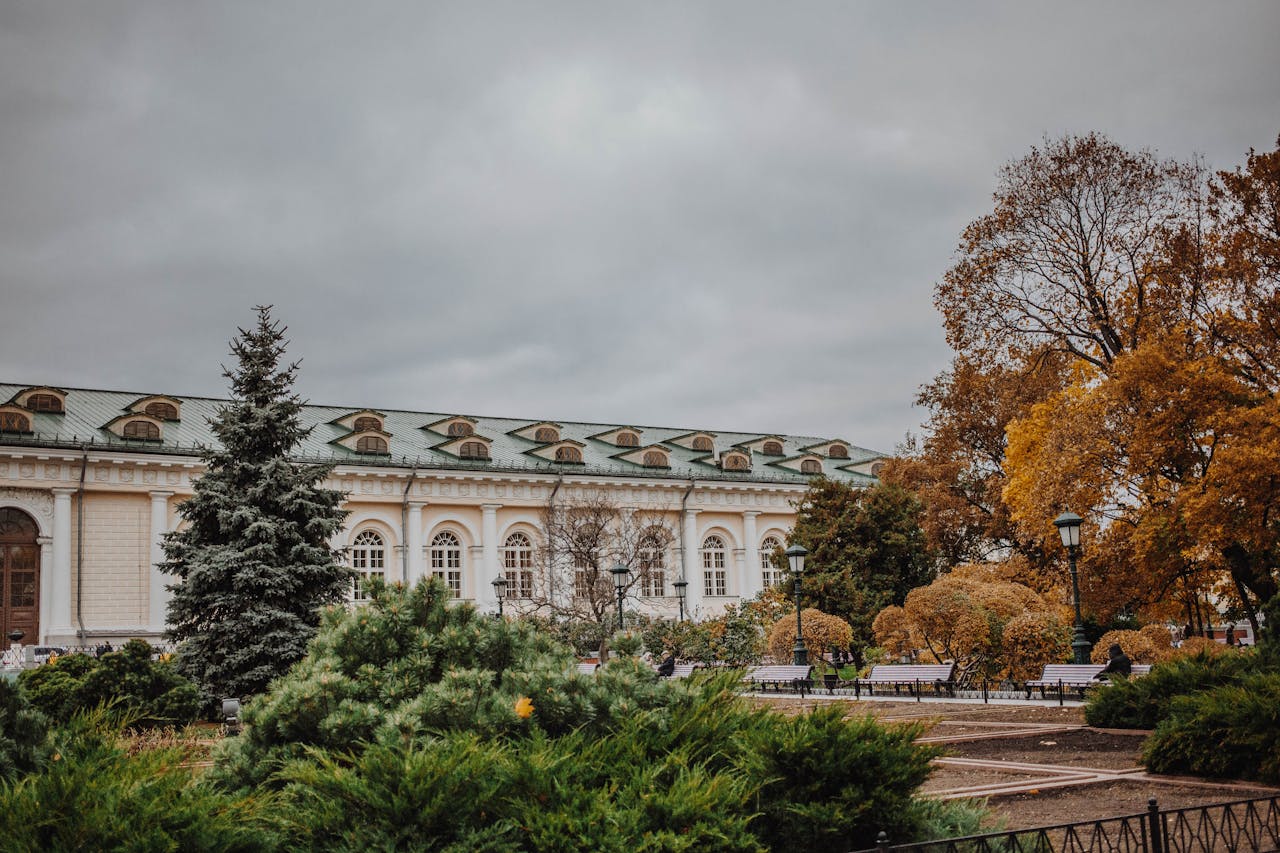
2, 1, 1278, 453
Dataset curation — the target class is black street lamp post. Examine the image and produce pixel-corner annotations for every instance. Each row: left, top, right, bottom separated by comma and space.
673, 579, 688, 622
492, 575, 508, 618
785, 544, 809, 666
610, 563, 630, 632
1054, 511, 1092, 664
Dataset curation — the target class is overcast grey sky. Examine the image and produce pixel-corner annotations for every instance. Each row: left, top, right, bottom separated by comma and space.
2, 2, 1277, 453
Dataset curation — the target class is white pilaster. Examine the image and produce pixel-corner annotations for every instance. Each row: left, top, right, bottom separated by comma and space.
148, 491, 174, 634
406, 502, 425, 585
481, 504, 501, 611
742, 511, 760, 600
682, 509, 703, 618
47, 488, 75, 641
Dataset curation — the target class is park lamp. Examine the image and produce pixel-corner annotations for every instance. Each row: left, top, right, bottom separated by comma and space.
785, 544, 808, 576
492, 575, 509, 618
1054, 511, 1083, 549
673, 579, 688, 622
610, 563, 630, 632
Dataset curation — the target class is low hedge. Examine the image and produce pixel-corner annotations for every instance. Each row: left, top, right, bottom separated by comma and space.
1083, 650, 1259, 730
18, 639, 199, 728
1142, 671, 1280, 784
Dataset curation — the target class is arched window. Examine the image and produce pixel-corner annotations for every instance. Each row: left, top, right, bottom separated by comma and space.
829, 444, 849, 459
430, 531, 463, 598
760, 536, 783, 588
871, 462, 886, 477
573, 551, 595, 599
0, 412, 30, 433
143, 402, 177, 421
0, 509, 39, 635
724, 453, 749, 471
123, 420, 160, 441
691, 436, 713, 452
642, 450, 667, 468
702, 535, 727, 597
554, 446, 582, 463
353, 415, 381, 432
762, 440, 783, 455
534, 426, 559, 443
448, 421, 474, 437
26, 393, 62, 414
356, 435, 388, 454
503, 532, 534, 598
616, 431, 639, 447
350, 530, 385, 602
801, 459, 822, 474
639, 531, 668, 597
460, 441, 489, 460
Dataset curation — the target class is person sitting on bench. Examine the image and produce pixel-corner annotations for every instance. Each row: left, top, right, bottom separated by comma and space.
1093, 643, 1132, 680
657, 653, 676, 677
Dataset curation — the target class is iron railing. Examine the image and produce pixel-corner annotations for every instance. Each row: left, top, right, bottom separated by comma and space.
855, 795, 1280, 853
1, 641, 176, 669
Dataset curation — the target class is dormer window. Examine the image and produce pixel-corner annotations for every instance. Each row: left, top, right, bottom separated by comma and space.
723, 453, 750, 471
356, 435, 388, 454
354, 415, 382, 432
28, 393, 63, 413
829, 444, 849, 459
617, 431, 640, 447
535, 426, 560, 443
555, 446, 583, 463
460, 441, 489, 460
762, 440, 784, 456
642, 450, 668, 468
691, 436, 713, 452
144, 401, 178, 421
123, 419, 161, 441
448, 422, 475, 437
801, 459, 822, 474
0, 412, 31, 433
871, 461, 885, 477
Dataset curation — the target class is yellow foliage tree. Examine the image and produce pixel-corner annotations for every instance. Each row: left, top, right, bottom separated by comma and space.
1000, 612, 1072, 680
1092, 629, 1158, 665
1139, 624, 1175, 660
767, 609, 853, 666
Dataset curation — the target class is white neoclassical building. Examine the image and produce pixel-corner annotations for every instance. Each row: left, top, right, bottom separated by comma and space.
0, 383, 884, 648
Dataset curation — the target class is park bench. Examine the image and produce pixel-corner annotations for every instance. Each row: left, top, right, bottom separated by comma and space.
1025, 662, 1155, 698
666, 663, 698, 679
576, 661, 600, 675
855, 663, 956, 697
743, 664, 814, 696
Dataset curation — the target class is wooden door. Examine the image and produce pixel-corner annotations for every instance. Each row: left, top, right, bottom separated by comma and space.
0, 508, 40, 649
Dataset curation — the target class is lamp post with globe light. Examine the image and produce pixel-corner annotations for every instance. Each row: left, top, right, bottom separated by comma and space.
1053, 511, 1092, 664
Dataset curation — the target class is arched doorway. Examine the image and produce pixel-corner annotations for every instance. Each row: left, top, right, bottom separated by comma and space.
0, 508, 40, 649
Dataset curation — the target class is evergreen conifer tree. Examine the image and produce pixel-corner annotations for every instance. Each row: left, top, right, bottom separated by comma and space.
162, 306, 349, 702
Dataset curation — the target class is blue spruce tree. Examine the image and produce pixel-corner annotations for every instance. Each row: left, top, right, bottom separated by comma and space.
162, 306, 349, 703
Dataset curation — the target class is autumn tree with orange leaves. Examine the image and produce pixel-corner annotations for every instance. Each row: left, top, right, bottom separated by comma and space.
897, 132, 1280, 638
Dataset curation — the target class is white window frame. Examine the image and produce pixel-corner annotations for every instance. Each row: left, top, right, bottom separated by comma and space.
430, 531, 463, 598
350, 529, 386, 602
702, 535, 727, 597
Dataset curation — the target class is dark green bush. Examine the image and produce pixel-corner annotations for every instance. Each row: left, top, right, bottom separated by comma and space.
1084, 651, 1261, 729
0, 678, 49, 783
0, 712, 280, 852
1142, 671, 1280, 783
18, 640, 200, 728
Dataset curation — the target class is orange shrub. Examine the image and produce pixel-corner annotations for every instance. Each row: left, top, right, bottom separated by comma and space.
1091, 629, 1157, 665
1000, 612, 1072, 680
767, 609, 853, 664
1139, 623, 1175, 660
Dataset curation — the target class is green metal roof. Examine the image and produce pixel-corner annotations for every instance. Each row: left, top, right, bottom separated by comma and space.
0, 382, 883, 486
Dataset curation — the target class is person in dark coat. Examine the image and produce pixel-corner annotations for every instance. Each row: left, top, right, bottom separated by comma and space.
1093, 643, 1132, 680
656, 653, 676, 677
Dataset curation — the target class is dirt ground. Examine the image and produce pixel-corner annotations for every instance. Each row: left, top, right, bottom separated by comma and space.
754, 696, 1280, 833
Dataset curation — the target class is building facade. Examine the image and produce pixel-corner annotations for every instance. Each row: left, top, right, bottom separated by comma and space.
0, 383, 883, 648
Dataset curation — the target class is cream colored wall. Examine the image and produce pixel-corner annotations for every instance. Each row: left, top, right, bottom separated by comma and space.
77, 490, 150, 628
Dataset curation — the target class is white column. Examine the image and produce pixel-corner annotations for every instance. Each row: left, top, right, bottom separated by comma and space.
481, 504, 501, 611
742, 511, 760, 600
148, 491, 174, 634
733, 549, 746, 601
682, 509, 703, 618
36, 536, 53, 644
48, 488, 75, 641
406, 502, 425, 586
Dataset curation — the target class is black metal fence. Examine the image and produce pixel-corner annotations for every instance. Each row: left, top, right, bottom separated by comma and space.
854, 795, 1280, 853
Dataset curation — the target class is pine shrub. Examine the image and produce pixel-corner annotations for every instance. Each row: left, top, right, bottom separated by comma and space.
0, 678, 49, 783
1142, 671, 1280, 783
1084, 650, 1262, 730
18, 641, 199, 728
0, 713, 280, 852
